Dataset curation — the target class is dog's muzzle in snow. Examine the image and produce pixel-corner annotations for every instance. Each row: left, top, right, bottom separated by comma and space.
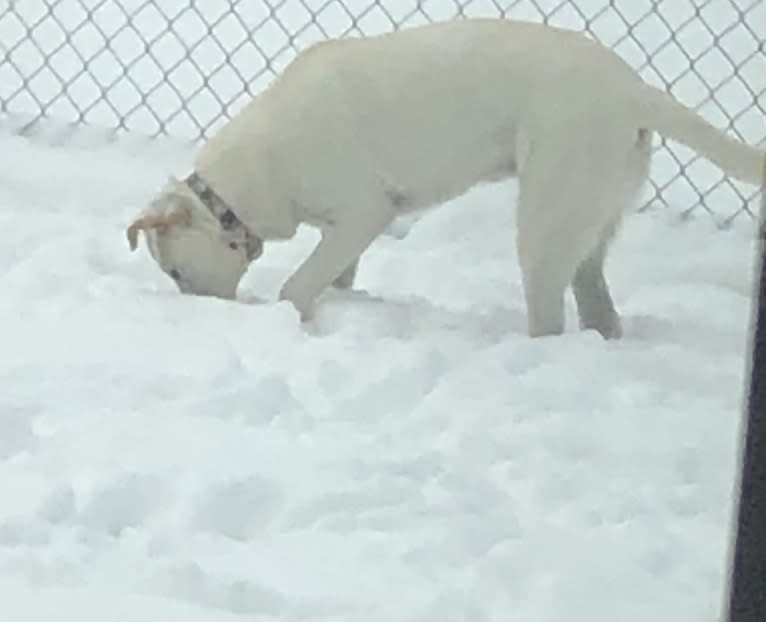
185, 171, 264, 261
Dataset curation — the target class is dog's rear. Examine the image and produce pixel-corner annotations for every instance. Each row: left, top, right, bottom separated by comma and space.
626, 81, 764, 185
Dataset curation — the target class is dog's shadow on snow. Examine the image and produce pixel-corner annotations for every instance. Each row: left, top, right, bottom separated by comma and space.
261, 288, 526, 344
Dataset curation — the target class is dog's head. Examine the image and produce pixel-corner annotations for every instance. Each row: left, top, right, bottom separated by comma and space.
127, 178, 262, 299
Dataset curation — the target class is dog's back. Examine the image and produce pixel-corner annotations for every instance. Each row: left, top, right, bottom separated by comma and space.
204, 19, 643, 213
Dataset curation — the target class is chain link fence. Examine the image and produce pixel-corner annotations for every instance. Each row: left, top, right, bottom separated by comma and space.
0, 0, 764, 224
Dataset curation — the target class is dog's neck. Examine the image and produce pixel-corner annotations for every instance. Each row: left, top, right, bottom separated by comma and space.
184, 171, 263, 260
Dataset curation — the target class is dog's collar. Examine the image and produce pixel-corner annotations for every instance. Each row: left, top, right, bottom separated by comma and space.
184, 171, 263, 261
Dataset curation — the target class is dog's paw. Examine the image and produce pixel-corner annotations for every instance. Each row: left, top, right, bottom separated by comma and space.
580, 313, 623, 340
278, 284, 315, 323
237, 293, 269, 305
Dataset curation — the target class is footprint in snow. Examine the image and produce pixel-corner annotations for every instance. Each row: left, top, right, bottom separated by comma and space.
189, 476, 282, 540
76, 473, 169, 536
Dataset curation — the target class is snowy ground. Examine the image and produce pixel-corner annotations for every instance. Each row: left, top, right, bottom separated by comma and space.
0, 124, 760, 621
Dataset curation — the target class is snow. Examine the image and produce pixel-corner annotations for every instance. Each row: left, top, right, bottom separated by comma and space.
1, 1, 764, 619
0, 120, 759, 621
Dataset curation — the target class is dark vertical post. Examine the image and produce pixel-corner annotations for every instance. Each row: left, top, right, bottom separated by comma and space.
727, 164, 766, 622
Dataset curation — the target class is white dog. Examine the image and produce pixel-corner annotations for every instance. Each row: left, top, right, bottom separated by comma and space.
127, 18, 764, 338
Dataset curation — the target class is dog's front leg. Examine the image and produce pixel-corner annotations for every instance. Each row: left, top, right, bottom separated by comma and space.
279, 209, 394, 320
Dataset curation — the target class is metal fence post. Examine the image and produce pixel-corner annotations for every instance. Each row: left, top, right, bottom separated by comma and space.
727, 165, 766, 622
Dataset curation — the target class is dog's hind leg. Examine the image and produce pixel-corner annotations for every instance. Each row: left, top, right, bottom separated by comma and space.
515, 120, 651, 338
518, 233, 584, 338
572, 130, 651, 339
515, 142, 623, 338
572, 220, 622, 339
516, 196, 592, 338
332, 259, 359, 289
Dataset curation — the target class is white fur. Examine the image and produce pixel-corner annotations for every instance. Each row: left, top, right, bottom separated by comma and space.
140, 180, 252, 299
129, 18, 764, 338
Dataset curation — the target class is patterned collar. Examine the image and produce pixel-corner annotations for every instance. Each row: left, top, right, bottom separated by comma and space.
185, 171, 263, 261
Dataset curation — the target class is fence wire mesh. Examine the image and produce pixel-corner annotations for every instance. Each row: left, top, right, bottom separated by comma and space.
0, 0, 764, 224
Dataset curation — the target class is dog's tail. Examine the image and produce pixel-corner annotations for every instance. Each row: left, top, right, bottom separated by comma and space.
628, 81, 764, 186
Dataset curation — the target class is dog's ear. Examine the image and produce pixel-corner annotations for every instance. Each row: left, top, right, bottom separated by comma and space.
126, 207, 191, 251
